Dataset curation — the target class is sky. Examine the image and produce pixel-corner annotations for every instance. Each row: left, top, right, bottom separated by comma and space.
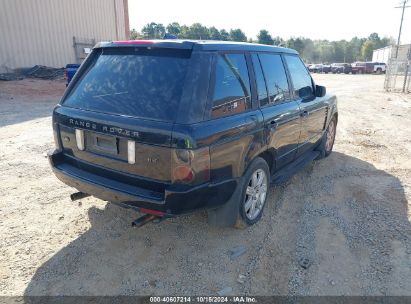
128, 0, 411, 43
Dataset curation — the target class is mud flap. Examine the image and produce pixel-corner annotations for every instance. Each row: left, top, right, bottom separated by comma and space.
207, 176, 245, 227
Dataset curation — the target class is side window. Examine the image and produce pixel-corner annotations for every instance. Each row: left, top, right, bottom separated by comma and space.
284, 55, 314, 99
212, 54, 251, 118
251, 54, 269, 106
258, 54, 290, 105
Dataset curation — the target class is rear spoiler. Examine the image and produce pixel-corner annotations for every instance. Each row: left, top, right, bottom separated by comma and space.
95, 40, 195, 50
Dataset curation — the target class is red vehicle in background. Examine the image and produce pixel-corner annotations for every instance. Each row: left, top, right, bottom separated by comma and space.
352, 62, 386, 74
351, 62, 367, 74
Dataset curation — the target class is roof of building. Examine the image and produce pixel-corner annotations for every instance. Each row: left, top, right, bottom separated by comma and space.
96, 39, 298, 54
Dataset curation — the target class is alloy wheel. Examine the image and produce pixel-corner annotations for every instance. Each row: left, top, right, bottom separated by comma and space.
325, 119, 336, 152
244, 169, 268, 220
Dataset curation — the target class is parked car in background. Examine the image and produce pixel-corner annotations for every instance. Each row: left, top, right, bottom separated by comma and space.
372, 62, 386, 74
351, 62, 366, 74
49, 40, 338, 228
352, 62, 386, 74
331, 63, 352, 74
320, 64, 331, 73
65, 64, 80, 86
309, 64, 330, 73
308, 64, 321, 73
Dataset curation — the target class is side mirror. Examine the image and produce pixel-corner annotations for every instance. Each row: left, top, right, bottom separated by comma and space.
298, 86, 314, 100
315, 85, 326, 97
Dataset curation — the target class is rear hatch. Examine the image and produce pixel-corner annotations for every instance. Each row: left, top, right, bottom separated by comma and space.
55, 45, 192, 183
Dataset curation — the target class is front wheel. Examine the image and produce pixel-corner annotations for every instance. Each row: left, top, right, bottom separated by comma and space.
316, 116, 337, 159
235, 157, 270, 228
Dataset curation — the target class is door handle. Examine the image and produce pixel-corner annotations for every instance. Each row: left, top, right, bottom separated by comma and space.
301, 110, 309, 118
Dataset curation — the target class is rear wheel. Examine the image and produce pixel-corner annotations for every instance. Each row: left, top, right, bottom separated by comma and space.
376, 68, 382, 74
235, 157, 270, 228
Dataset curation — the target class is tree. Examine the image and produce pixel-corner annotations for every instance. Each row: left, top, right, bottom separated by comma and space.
184, 23, 210, 39
142, 22, 165, 39
273, 36, 284, 46
129, 28, 143, 40
287, 37, 304, 54
166, 22, 181, 36
179, 25, 190, 38
137, 21, 391, 63
361, 40, 375, 61
219, 29, 230, 41
209, 26, 221, 40
229, 29, 247, 42
257, 30, 274, 45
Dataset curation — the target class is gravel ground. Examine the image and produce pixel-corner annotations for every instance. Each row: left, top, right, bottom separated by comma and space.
0, 75, 410, 296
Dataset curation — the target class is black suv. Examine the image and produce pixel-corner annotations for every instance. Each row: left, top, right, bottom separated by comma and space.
49, 40, 338, 227
331, 63, 352, 74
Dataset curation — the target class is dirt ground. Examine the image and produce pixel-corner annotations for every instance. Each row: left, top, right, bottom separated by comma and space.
0, 75, 410, 296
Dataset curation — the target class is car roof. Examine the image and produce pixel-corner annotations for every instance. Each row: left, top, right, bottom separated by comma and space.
96, 39, 299, 54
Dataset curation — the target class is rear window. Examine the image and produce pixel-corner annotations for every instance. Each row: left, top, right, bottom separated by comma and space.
63, 48, 190, 121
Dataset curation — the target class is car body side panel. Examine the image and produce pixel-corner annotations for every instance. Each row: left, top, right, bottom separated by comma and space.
297, 96, 328, 156
172, 109, 265, 182
260, 101, 301, 170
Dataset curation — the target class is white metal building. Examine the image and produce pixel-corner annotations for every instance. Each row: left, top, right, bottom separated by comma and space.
373, 44, 411, 63
0, 0, 129, 71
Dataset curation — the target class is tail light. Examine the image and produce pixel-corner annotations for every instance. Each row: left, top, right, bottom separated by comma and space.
171, 147, 210, 185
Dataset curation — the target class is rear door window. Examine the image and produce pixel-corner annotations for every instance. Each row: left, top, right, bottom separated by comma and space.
251, 54, 269, 106
63, 48, 190, 122
258, 54, 290, 105
212, 53, 251, 118
284, 55, 314, 99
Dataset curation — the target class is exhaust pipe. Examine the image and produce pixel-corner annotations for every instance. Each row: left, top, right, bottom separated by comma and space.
131, 214, 157, 228
70, 192, 90, 201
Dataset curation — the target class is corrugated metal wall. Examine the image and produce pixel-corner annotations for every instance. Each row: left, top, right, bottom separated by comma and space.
0, 0, 129, 69
373, 45, 411, 64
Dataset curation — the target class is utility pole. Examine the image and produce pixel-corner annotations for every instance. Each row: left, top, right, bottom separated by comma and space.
395, 0, 411, 58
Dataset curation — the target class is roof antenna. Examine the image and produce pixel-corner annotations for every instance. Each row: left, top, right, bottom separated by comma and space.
163, 33, 177, 39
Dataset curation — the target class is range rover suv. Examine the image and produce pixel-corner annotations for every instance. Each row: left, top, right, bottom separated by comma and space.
49, 40, 338, 227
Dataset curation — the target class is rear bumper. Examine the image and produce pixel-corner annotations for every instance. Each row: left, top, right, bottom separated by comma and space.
48, 150, 238, 215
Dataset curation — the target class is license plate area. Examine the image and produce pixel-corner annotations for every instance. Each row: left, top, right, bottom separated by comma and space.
90, 133, 119, 155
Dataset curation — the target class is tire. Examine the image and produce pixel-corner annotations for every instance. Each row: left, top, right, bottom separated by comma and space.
376, 68, 382, 74
234, 157, 270, 229
316, 116, 337, 159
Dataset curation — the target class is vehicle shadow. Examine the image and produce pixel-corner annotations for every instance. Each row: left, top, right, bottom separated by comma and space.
23, 152, 410, 296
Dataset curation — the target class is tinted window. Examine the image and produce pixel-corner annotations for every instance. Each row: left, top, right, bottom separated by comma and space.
258, 54, 290, 105
284, 55, 314, 99
251, 54, 269, 106
212, 54, 251, 118
63, 48, 190, 121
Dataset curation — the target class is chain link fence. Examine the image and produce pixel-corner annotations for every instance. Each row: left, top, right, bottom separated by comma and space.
384, 47, 411, 93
